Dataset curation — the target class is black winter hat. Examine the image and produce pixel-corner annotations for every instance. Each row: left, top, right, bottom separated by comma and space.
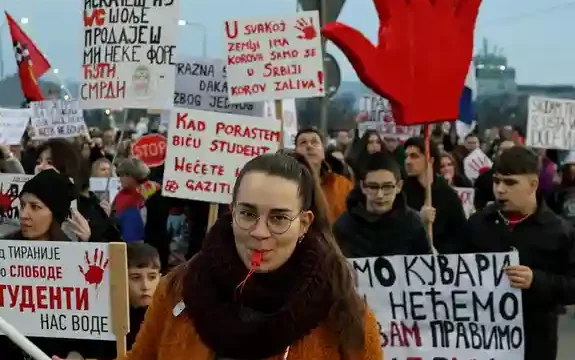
20, 169, 76, 224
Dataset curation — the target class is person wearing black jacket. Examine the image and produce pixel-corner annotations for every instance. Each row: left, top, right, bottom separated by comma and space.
77, 164, 122, 242
460, 146, 575, 360
334, 152, 431, 256
402, 137, 467, 253
474, 139, 516, 210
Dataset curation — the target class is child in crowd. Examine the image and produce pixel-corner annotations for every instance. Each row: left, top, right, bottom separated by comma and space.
112, 158, 159, 242
126, 242, 161, 350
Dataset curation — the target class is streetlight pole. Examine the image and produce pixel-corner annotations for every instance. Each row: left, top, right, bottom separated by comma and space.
178, 20, 207, 57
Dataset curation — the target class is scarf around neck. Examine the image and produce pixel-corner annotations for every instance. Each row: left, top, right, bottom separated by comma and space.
182, 214, 333, 359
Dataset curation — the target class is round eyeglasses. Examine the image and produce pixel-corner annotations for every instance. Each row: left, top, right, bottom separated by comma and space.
233, 210, 300, 235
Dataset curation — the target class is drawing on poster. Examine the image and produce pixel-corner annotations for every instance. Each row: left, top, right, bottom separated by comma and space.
224, 11, 325, 103
0, 241, 115, 340
81, 0, 179, 109
352, 253, 524, 360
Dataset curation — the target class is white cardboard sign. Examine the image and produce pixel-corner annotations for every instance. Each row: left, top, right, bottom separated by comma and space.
0, 241, 115, 340
526, 96, 575, 150
224, 11, 325, 103
0, 108, 31, 145
464, 149, 492, 181
174, 57, 264, 116
29, 100, 87, 140
352, 252, 524, 360
162, 109, 281, 204
358, 95, 421, 140
455, 187, 475, 218
81, 0, 180, 109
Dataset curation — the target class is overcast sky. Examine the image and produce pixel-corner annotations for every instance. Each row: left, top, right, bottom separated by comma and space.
1, 0, 573, 85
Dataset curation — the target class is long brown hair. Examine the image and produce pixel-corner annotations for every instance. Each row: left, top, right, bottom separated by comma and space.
233, 153, 366, 354
167, 153, 366, 355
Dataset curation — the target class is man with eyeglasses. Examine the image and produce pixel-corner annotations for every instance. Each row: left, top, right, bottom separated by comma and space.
333, 152, 431, 257
460, 146, 575, 360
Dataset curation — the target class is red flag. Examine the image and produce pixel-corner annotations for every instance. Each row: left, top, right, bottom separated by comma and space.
5, 11, 51, 102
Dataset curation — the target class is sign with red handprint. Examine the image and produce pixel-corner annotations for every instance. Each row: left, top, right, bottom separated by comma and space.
464, 148, 493, 181
0, 240, 115, 341
0, 173, 33, 226
78, 249, 109, 287
224, 11, 325, 103
322, 0, 481, 126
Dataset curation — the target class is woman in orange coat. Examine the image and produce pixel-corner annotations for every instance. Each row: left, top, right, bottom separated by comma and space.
55, 153, 382, 360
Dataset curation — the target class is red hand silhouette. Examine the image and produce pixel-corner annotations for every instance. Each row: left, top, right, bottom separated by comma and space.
0, 190, 15, 217
78, 249, 109, 287
295, 18, 317, 40
322, 0, 481, 126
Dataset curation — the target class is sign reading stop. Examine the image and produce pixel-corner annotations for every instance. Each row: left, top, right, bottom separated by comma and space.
131, 133, 167, 168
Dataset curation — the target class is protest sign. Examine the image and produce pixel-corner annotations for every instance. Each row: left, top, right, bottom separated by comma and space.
81, 0, 180, 109
174, 57, 264, 116
29, 100, 87, 140
162, 109, 281, 203
526, 96, 575, 150
455, 187, 475, 218
463, 149, 492, 181
0, 241, 115, 340
224, 11, 325, 103
352, 252, 524, 360
358, 95, 421, 140
0, 108, 31, 145
89, 177, 121, 203
131, 133, 167, 167
0, 174, 33, 226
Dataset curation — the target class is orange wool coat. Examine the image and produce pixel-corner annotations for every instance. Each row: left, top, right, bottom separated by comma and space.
119, 279, 384, 360
321, 171, 354, 223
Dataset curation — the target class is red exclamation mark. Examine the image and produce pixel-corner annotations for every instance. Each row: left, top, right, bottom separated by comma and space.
317, 71, 324, 92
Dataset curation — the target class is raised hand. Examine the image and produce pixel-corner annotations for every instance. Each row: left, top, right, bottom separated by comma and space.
322, 0, 481, 125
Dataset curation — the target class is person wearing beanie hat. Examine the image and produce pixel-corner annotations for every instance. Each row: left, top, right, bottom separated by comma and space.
113, 157, 158, 243
11, 169, 91, 242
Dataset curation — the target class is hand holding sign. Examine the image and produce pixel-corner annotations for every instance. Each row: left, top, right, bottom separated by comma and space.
322, 0, 481, 125
505, 265, 533, 289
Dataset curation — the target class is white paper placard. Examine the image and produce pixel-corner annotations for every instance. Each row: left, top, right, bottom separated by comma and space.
174, 57, 264, 116
0, 241, 115, 340
352, 252, 524, 360
526, 96, 575, 150
162, 109, 281, 203
455, 187, 475, 218
463, 149, 492, 181
0, 108, 31, 145
358, 95, 421, 140
224, 11, 325, 103
29, 100, 87, 140
89, 177, 121, 203
81, 0, 180, 109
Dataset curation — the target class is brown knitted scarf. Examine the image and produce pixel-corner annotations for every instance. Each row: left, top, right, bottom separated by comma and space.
182, 214, 333, 359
